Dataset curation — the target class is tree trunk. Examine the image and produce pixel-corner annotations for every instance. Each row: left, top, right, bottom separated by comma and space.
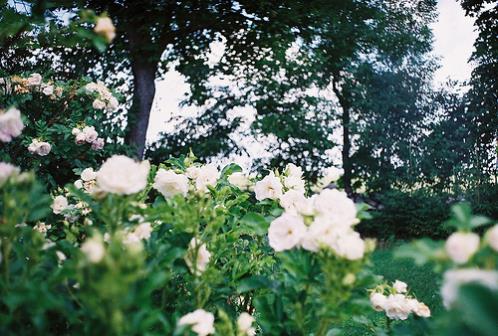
125, 29, 158, 159
332, 77, 353, 196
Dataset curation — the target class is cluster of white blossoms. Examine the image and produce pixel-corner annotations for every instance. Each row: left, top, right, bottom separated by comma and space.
0, 107, 24, 142
94, 16, 116, 43
186, 164, 220, 193
33, 222, 52, 236
7, 73, 63, 98
185, 238, 212, 276
72, 126, 104, 150
84, 81, 119, 112
178, 309, 215, 336
370, 280, 431, 320
28, 138, 52, 156
51, 193, 90, 222
0, 162, 20, 186
263, 164, 365, 260
74, 167, 100, 193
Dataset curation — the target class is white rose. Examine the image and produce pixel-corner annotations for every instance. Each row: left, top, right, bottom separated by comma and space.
254, 172, 283, 201
75, 129, 88, 144
414, 302, 431, 317
370, 292, 387, 311
331, 231, 365, 260
94, 16, 116, 43
283, 175, 306, 192
36, 141, 52, 156
237, 312, 255, 336
228, 171, 251, 190
393, 280, 408, 294
96, 155, 150, 195
279, 190, 313, 216
81, 168, 97, 182
178, 309, 215, 336
27, 73, 42, 86
0, 107, 24, 142
300, 216, 349, 252
71, 128, 81, 136
195, 164, 219, 193
91, 138, 105, 150
81, 236, 105, 263
42, 84, 54, 96
92, 99, 106, 110
445, 232, 480, 264
33, 222, 51, 235
186, 166, 200, 179
384, 294, 412, 320
185, 238, 211, 276
52, 195, 69, 214
285, 163, 303, 179
134, 222, 152, 240
85, 82, 98, 93
82, 126, 98, 143
153, 169, 189, 198
0, 162, 20, 186
441, 268, 498, 308
268, 213, 306, 252
313, 189, 357, 226
74, 179, 84, 189
486, 225, 498, 252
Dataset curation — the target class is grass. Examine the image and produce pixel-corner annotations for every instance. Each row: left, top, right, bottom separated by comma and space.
342, 243, 443, 335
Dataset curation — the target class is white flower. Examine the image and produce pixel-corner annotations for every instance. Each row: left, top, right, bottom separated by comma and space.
96, 155, 150, 195
42, 84, 54, 96
153, 169, 189, 198
268, 213, 307, 252
91, 138, 104, 150
228, 171, 251, 190
383, 294, 412, 320
486, 225, 498, 252
237, 312, 256, 336
313, 189, 357, 226
194, 164, 219, 193
81, 168, 97, 182
283, 175, 306, 192
299, 216, 348, 252
74, 179, 84, 189
414, 302, 431, 317
27, 73, 42, 86
185, 238, 211, 275
52, 195, 69, 214
28, 139, 51, 156
92, 99, 106, 110
254, 172, 283, 201
441, 268, 498, 308
0, 162, 20, 186
279, 190, 313, 216
178, 309, 215, 336
71, 128, 81, 136
81, 236, 105, 263
445, 232, 480, 264
186, 166, 201, 179
33, 222, 51, 235
315, 167, 343, 190
285, 163, 303, 178
393, 280, 408, 294
82, 126, 98, 143
56, 250, 67, 263
0, 107, 24, 142
107, 96, 119, 111
94, 16, 116, 43
331, 231, 365, 260
370, 292, 387, 312
134, 222, 152, 240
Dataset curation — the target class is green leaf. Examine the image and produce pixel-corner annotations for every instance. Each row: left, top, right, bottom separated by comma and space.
239, 212, 269, 236
237, 275, 274, 293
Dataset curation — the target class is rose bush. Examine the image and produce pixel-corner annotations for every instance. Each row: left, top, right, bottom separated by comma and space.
0, 73, 131, 188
